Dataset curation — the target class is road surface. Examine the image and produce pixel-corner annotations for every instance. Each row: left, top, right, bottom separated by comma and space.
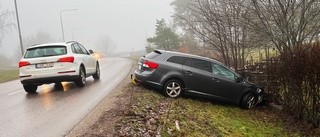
0, 57, 132, 137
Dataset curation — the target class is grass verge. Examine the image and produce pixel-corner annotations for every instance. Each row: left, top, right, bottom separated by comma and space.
0, 69, 19, 83
114, 83, 320, 136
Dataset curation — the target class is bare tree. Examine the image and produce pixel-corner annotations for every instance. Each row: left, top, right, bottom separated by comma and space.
22, 31, 56, 51
249, 0, 320, 54
94, 34, 116, 54
172, 0, 259, 70
0, 7, 14, 47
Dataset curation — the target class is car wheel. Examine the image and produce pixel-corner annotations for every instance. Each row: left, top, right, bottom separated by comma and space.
240, 93, 257, 109
92, 63, 100, 80
23, 85, 37, 93
75, 67, 86, 87
163, 79, 183, 98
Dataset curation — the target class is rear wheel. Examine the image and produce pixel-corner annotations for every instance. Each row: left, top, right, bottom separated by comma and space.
240, 93, 257, 109
75, 67, 86, 87
163, 79, 183, 98
92, 63, 100, 80
23, 85, 37, 93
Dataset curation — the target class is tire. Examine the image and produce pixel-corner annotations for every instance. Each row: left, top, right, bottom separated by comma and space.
75, 67, 86, 87
23, 85, 37, 93
163, 79, 183, 98
92, 63, 100, 80
240, 93, 257, 109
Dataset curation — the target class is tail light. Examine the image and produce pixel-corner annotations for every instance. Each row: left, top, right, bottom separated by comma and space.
19, 61, 30, 68
144, 61, 159, 69
58, 56, 74, 63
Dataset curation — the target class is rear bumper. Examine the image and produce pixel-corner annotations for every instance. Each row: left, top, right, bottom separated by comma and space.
21, 75, 79, 85
133, 70, 162, 89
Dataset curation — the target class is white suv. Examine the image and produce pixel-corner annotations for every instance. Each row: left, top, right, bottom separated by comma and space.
19, 41, 100, 93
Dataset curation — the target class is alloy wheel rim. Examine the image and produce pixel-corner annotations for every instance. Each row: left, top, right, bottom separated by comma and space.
247, 96, 255, 108
81, 69, 85, 84
166, 82, 181, 97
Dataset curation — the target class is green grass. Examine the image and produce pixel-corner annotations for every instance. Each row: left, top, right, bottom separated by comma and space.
0, 69, 19, 83
247, 48, 279, 63
126, 84, 302, 137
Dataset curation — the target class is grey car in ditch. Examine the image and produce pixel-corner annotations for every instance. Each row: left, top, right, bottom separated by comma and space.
133, 50, 264, 109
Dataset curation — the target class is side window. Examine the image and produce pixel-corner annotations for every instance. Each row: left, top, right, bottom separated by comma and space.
71, 44, 78, 54
78, 44, 89, 55
73, 44, 83, 54
212, 63, 236, 80
167, 56, 187, 65
184, 58, 212, 72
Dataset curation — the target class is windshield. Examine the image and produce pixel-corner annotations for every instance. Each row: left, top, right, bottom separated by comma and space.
24, 46, 67, 58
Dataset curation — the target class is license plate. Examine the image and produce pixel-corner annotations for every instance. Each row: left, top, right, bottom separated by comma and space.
35, 63, 53, 69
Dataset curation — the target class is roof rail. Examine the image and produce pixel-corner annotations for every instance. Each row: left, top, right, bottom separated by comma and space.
66, 41, 78, 44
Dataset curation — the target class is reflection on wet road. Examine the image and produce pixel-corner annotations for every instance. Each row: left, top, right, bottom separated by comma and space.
0, 57, 132, 137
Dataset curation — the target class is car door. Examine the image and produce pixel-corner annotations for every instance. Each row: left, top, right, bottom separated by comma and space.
182, 58, 213, 94
72, 44, 92, 74
78, 43, 95, 73
208, 63, 243, 102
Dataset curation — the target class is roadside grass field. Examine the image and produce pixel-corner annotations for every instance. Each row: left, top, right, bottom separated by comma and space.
246, 48, 278, 63
0, 69, 19, 83
120, 84, 306, 137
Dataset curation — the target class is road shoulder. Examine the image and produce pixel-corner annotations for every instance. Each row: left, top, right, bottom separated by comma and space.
66, 60, 135, 137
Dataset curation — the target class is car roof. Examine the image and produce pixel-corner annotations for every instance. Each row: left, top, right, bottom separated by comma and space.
27, 41, 78, 49
155, 49, 224, 65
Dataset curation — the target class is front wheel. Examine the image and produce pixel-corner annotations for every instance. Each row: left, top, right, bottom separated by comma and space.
23, 85, 37, 93
240, 93, 257, 109
75, 67, 86, 87
92, 63, 100, 80
163, 79, 183, 98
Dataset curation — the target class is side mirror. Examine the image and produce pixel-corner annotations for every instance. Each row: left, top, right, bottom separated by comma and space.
88, 50, 94, 54
236, 77, 244, 83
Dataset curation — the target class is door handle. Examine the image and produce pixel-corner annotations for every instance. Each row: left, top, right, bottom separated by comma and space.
185, 71, 193, 76
212, 77, 220, 82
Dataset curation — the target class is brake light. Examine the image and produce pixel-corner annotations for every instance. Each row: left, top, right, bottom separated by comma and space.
144, 61, 159, 69
58, 56, 74, 63
19, 61, 30, 68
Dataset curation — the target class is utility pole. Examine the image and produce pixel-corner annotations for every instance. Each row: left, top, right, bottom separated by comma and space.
14, 0, 24, 56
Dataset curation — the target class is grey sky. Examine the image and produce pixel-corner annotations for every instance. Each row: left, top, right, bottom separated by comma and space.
0, 0, 173, 57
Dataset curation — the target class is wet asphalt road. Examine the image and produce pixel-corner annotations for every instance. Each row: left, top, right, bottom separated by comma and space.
0, 57, 132, 137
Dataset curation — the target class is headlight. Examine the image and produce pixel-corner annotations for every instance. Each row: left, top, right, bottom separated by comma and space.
257, 88, 262, 93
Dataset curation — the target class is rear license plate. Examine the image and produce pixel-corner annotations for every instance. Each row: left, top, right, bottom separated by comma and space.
35, 63, 53, 69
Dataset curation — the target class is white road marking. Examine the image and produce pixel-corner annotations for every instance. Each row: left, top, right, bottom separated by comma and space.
8, 90, 22, 96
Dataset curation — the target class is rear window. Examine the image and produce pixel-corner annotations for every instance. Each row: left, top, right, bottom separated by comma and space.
167, 56, 187, 65
24, 46, 67, 58
144, 51, 161, 59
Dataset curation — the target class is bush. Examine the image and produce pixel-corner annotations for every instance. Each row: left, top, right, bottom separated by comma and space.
271, 42, 320, 127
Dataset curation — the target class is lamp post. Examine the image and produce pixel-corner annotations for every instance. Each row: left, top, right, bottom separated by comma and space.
60, 9, 77, 42
14, 0, 24, 56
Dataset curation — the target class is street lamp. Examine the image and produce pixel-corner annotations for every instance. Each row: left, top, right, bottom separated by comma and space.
60, 9, 77, 42
14, 0, 24, 56
71, 28, 82, 40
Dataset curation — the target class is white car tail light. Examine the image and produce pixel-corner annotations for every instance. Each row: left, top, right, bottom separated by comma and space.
57, 56, 74, 63
19, 61, 30, 68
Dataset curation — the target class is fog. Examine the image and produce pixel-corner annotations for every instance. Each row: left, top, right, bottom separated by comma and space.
0, 0, 173, 67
